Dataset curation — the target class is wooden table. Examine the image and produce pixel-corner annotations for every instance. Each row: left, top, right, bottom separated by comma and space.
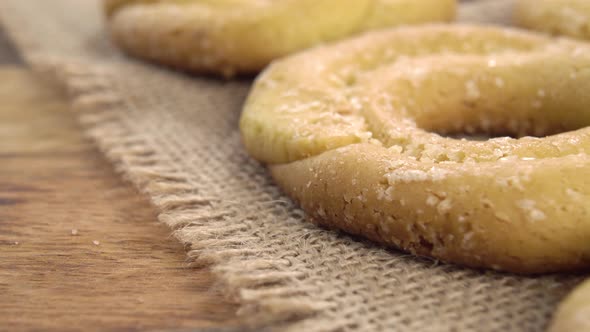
0, 33, 239, 331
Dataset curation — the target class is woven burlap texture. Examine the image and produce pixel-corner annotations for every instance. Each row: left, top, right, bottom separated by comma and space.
0, 0, 583, 331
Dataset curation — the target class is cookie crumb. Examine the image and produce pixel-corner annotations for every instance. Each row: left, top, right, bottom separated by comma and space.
517, 199, 546, 221
92, 240, 100, 246
71, 229, 78, 236
465, 80, 480, 99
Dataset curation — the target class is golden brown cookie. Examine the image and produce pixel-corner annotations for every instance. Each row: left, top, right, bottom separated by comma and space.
515, 0, 590, 40
240, 24, 590, 274
104, 0, 456, 77
549, 279, 590, 332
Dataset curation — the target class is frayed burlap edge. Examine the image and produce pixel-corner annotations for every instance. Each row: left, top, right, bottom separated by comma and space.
23, 55, 331, 330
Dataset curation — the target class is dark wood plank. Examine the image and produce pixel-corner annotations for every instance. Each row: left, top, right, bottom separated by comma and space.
0, 68, 239, 331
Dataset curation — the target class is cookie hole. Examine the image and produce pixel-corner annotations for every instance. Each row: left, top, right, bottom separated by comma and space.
427, 118, 586, 141
397, 65, 590, 142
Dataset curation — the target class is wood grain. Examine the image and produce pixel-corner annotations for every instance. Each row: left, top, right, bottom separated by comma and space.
0, 68, 240, 331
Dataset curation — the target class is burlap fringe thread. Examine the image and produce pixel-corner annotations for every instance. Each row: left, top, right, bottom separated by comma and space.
28, 56, 334, 329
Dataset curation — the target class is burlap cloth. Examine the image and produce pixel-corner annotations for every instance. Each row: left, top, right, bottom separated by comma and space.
1, 0, 585, 331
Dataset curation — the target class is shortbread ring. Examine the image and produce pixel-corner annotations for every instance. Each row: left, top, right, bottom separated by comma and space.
104, 0, 456, 77
240, 24, 590, 274
515, 0, 590, 40
549, 279, 590, 332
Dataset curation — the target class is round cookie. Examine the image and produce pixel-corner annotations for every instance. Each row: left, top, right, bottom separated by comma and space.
549, 279, 590, 332
239, 24, 590, 274
515, 0, 590, 40
104, 0, 456, 77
